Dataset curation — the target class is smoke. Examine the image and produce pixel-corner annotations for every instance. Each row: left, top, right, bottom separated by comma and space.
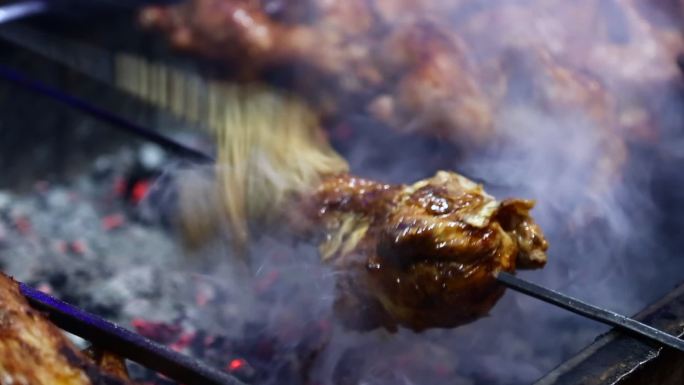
136, 1, 684, 384
438, 1, 684, 383
332, 1, 683, 384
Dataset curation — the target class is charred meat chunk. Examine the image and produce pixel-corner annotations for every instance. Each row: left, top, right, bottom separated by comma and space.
311, 171, 547, 331
0, 273, 133, 385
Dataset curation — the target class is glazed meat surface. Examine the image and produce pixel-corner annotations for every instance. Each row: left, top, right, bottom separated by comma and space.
0, 273, 132, 385
309, 171, 547, 331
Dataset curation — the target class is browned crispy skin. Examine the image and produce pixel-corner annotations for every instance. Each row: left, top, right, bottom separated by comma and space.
83, 347, 131, 382
308, 171, 547, 332
0, 273, 133, 385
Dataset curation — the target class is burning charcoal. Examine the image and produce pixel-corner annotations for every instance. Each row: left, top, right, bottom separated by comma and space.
102, 213, 126, 231
130, 180, 152, 204
226, 358, 257, 382
131, 318, 183, 344
112, 144, 168, 208
170, 331, 196, 352
121, 167, 159, 206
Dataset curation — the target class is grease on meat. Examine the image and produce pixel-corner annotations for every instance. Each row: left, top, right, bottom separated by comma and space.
312, 171, 547, 331
0, 273, 133, 385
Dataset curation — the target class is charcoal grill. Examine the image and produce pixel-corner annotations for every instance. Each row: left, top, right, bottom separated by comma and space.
1, 3, 684, 385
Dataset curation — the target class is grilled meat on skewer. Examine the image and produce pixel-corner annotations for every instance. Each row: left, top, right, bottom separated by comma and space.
308, 171, 547, 331
0, 273, 133, 385
82, 347, 132, 382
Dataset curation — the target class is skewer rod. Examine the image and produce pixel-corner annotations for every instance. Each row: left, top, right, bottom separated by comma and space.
20, 282, 246, 385
496, 271, 684, 352
0, 64, 213, 162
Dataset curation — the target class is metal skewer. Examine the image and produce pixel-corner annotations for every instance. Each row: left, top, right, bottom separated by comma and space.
496, 271, 684, 352
20, 282, 246, 385
0, 64, 213, 162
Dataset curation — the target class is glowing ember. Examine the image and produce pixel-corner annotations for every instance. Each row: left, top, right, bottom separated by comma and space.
131, 319, 182, 344
227, 358, 247, 372
131, 180, 151, 204
170, 331, 195, 352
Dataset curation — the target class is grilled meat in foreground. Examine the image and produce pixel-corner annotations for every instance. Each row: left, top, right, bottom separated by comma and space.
0, 273, 132, 385
305, 171, 548, 331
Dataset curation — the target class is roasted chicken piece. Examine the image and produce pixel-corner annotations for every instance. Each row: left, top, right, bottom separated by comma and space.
0, 273, 133, 385
82, 347, 132, 382
308, 171, 547, 331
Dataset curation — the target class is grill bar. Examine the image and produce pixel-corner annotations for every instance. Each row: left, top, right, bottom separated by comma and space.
20, 282, 247, 385
534, 280, 684, 385
497, 272, 684, 353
